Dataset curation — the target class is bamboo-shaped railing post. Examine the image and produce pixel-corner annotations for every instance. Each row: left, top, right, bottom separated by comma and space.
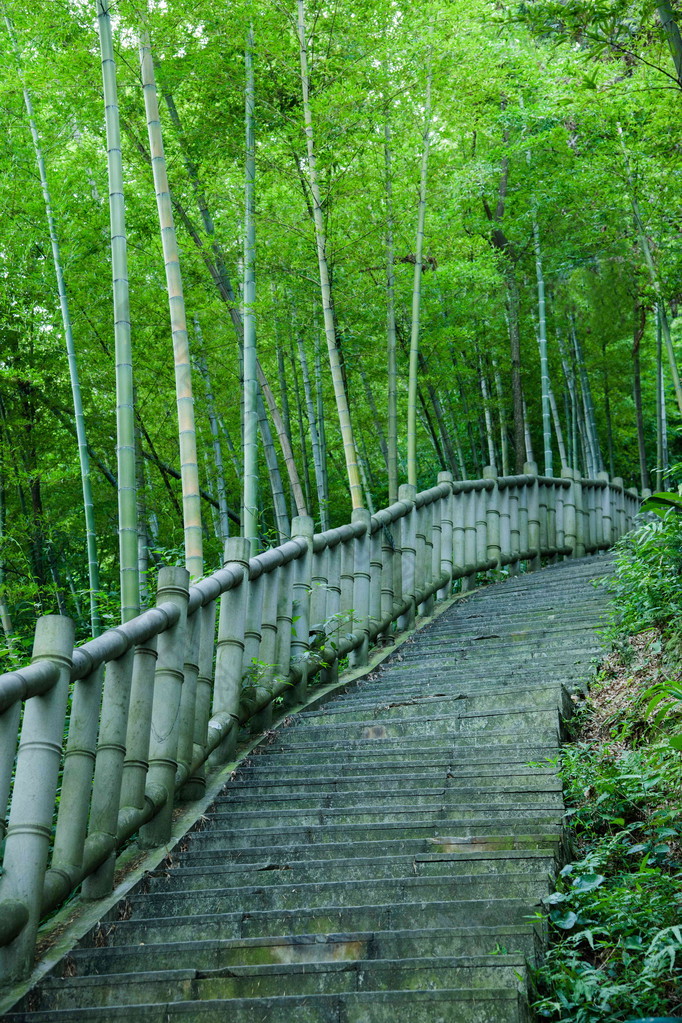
562, 467, 577, 557
182, 600, 216, 799
483, 468, 501, 569
555, 483, 566, 555
0, 615, 74, 981
430, 498, 441, 611
518, 478, 530, 561
289, 515, 314, 707
598, 472, 612, 549
538, 481, 549, 558
397, 484, 417, 630
310, 546, 329, 633
509, 482, 520, 573
437, 473, 453, 599
320, 541, 341, 686
423, 501, 437, 615
462, 488, 476, 591
547, 483, 557, 562
175, 607, 202, 784
525, 462, 541, 569
50, 663, 105, 897
242, 572, 265, 733
81, 638, 139, 898
350, 507, 371, 666
137, 567, 190, 849
369, 523, 383, 641
275, 559, 295, 685
574, 472, 586, 556
499, 482, 511, 567
119, 644, 158, 812
251, 567, 280, 731
380, 526, 395, 635
612, 478, 625, 538
0, 702, 21, 846
475, 485, 489, 577
415, 501, 428, 616
210, 538, 251, 765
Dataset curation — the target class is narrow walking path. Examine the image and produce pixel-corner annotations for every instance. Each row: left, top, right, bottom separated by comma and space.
6, 556, 613, 1023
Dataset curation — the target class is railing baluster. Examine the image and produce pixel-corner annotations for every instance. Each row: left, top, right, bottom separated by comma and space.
350, 508, 371, 666
526, 463, 541, 569
210, 538, 251, 765
397, 484, 417, 629
137, 567, 190, 850
438, 473, 453, 600
0, 615, 74, 981
183, 600, 217, 799
289, 515, 314, 708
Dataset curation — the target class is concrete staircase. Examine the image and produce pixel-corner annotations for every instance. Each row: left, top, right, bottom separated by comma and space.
5, 556, 612, 1023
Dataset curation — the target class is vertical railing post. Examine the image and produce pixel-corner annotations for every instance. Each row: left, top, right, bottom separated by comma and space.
451, 487, 465, 585
509, 481, 520, 574
175, 607, 202, 785
518, 477, 530, 562
137, 566, 190, 850
475, 484, 489, 576
275, 559, 295, 687
525, 461, 541, 570
380, 525, 395, 635
119, 644, 157, 812
462, 487, 477, 591
574, 471, 586, 556
289, 515, 314, 707
499, 482, 511, 567
547, 482, 558, 562
562, 467, 577, 558
397, 484, 417, 630
627, 487, 639, 530
310, 544, 328, 633
350, 507, 371, 667
538, 480, 549, 558
598, 471, 612, 549
555, 483, 566, 556
415, 500, 428, 616
51, 662, 106, 895
182, 600, 217, 799
423, 500, 437, 615
251, 567, 280, 731
242, 571, 265, 733
0, 616, 74, 982
437, 474, 453, 599
483, 468, 501, 569
82, 627, 142, 895
210, 537, 251, 765
369, 521, 383, 641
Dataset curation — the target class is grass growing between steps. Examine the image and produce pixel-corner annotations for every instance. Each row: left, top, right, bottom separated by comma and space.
533, 516, 682, 1022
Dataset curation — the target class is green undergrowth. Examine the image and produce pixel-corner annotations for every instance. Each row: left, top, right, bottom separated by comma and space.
533, 514, 682, 1022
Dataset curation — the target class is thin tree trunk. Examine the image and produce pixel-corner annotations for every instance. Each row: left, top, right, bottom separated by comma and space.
314, 332, 330, 526
297, 0, 363, 509
384, 113, 399, 503
523, 399, 534, 465
632, 301, 649, 491
7, 14, 101, 635
140, 26, 203, 577
657, 1, 682, 84
418, 386, 446, 468
548, 381, 568, 471
478, 353, 497, 470
193, 320, 230, 541
242, 25, 259, 551
96, 0, 138, 622
407, 35, 433, 488
360, 367, 389, 471
656, 305, 668, 490
571, 317, 603, 475
533, 222, 552, 475
492, 355, 509, 476
296, 321, 327, 528
601, 340, 616, 478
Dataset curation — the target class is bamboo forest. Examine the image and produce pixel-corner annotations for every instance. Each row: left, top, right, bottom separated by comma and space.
0, 0, 677, 656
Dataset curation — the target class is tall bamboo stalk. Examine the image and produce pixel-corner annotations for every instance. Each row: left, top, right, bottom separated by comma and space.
406, 34, 433, 488
96, 0, 139, 622
140, 26, 203, 578
242, 25, 259, 552
5, 14, 101, 635
297, 0, 363, 510
478, 353, 497, 471
384, 113, 399, 503
295, 319, 327, 528
492, 355, 509, 476
314, 329, 330, 524
193, 320, 230, 541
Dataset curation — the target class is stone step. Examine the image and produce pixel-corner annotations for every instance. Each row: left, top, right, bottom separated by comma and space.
28, 954, 531, 1009
100, 896, 542, 946
177, 832, 563, 863
4, 986, 530, 1022
223, 770, 562, 797
213, 786, 564, 813
124, 872, 551, 919
69, 924, 541, 975
146, 849, 556, 890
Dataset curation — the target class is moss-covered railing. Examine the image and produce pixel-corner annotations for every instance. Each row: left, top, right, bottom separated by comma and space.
0, 464, 640, 982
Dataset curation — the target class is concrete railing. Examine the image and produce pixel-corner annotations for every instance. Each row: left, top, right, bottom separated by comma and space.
0, 464, 640, 982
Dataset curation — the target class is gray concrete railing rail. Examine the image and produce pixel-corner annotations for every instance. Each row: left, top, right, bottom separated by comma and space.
0, 463, 640, 984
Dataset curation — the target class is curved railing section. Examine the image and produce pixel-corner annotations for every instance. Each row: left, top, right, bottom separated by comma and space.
0, 466, 640, 981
